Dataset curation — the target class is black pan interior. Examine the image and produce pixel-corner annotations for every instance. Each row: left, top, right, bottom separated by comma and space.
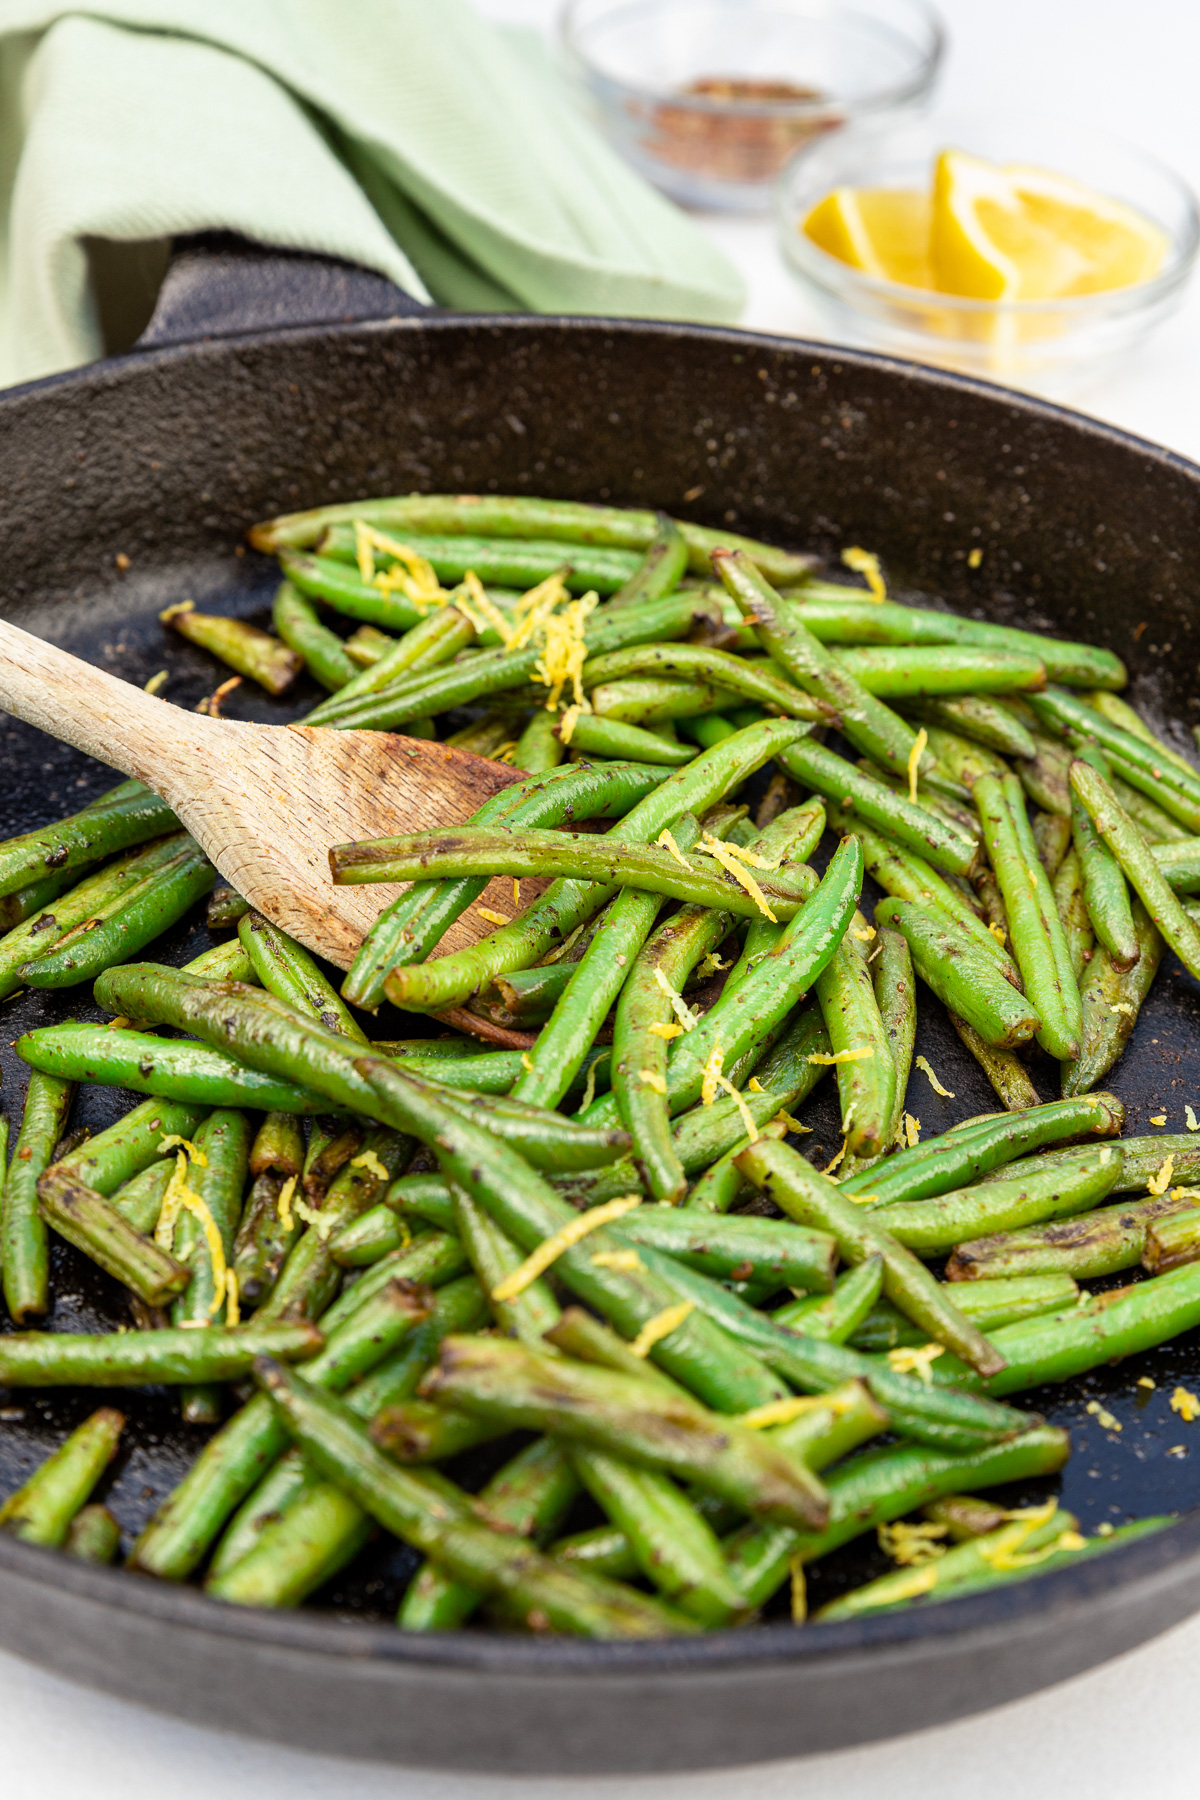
2, 317, 1200, 1630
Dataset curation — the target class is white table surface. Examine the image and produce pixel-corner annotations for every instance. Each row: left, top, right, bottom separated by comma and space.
9, 1, 1200, 1793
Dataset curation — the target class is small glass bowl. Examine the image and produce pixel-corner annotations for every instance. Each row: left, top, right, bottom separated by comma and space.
559, 0, 944, 212
777, 112, 1200, 397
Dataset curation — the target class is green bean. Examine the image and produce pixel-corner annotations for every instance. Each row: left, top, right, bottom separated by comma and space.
161, 603, 302, 695
512, 818, 712, 1112
452, 1185, 561, 1347
1144, 1207, 1200, 1274
0, 863, 103, 936
166, 1108, 252, 1322
723, 1426, 1069, 1610
840, 1094, 1123, 1207
1085, 690, 1197, 776
512, 707, 565, 773
1051, 846, 1095, 984
3, 1070, 74, 1323
0, 835, 184, 1000
612, 907, 736, 1204
832, 645, 1046, 696
253, 1358, 694, 1637
863, 926, 913, 1154
1150, 839, 1200, 892
558, 713, 696, 764
814, 1505, 1079, 1620
252, 493, 814, 584
318, 528, 647, 595
849, 1272, 1081, 1352
606, 515, 691, 609
356, 1055, 787, 1414
658, 836, 861, 1119
624, 1244, 1032, 1451
343, 761, 678, 1014
355, 1396, 506, 1463
19, 843, 215, 989
238, 911, 367, 1042
948, 1013, 1041, 1111
974, 770, 1082, 1058
1032, 809, 1073, 877
548, 1378, 888, 1583
129, 1279, 433, 1579
302, 588, 722, 734
619, 1210, 837, 1292
582, 643, 826, 721
573, 1448, 750, 1628
36, 1170, 190, 1307
343, 625, 396, 665
487, 961, 576, 1023
334, 824, 820, 920
846, 820, 1015, 975
737, 1140, 1005, 1376
17, 1021, 331, 1112
929, 1258, 1200, 1397
206, 1474, 374, 1607
946, 1190, 1199, 1282
385, 718, 811, 1013
182, 937, 255, 984
1032, 686, 1200, 828
904, 695, 1038, 760
1070, 759, 1200, 983
588, 675, 741, 726
415, 1334, 828, 1528
984, 1134, 1200, 1195
0, 1408, 124, 1547
874, 899, 1039, 1050
773, 1257, 885, 1343
256, 1129, 412, 1324
923, 724, 1008, 788
1111, 774, 1193, 843
51, 1097, 206, 1196
780, 738, 978, 876
785, 590, 1125, 686
0, 779, 177, 899
573, 987, 834, 1181
866, 1144, 1121, 1254
306, 606, 475, 725
397, 1438, 580, 1630
443, 713, 516, 757
814, 913, 897, 1158
1061, 898, 1162, 1096
209, 1281, 490, 1589
271, 582, 358, 692
300, 1120, 363, 1201
110, 1160, 174, 1235
0, 1322, 320, 1387
717, 551, 921, 777
1070, 748, 1139, 969
412, 1076, 632, 1171
65, 1504, 121, 1564
232, 1170, 303, 1307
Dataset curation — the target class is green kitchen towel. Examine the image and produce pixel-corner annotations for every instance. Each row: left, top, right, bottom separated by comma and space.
0, 0, 744, 386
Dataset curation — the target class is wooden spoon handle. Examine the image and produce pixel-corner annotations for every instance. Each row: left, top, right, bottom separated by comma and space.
0, 616, 220, 791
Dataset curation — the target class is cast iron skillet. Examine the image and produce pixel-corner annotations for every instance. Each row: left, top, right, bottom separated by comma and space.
1, 241, 1200, 1774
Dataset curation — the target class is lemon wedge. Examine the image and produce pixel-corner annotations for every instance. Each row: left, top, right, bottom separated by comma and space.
803, 186, 933, 288
930, 149, 1168, 300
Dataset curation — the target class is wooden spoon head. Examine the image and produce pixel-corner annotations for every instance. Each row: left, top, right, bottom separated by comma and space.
179, 723, 524, 968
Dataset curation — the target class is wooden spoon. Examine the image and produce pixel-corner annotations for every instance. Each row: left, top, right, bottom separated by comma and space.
0, 618, 523, 969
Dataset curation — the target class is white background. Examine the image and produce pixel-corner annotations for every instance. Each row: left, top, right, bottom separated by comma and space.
8, 1, 1200, 1794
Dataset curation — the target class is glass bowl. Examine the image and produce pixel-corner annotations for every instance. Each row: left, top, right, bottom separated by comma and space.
559, 0, 944, 212
777, 112, 1200, 397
